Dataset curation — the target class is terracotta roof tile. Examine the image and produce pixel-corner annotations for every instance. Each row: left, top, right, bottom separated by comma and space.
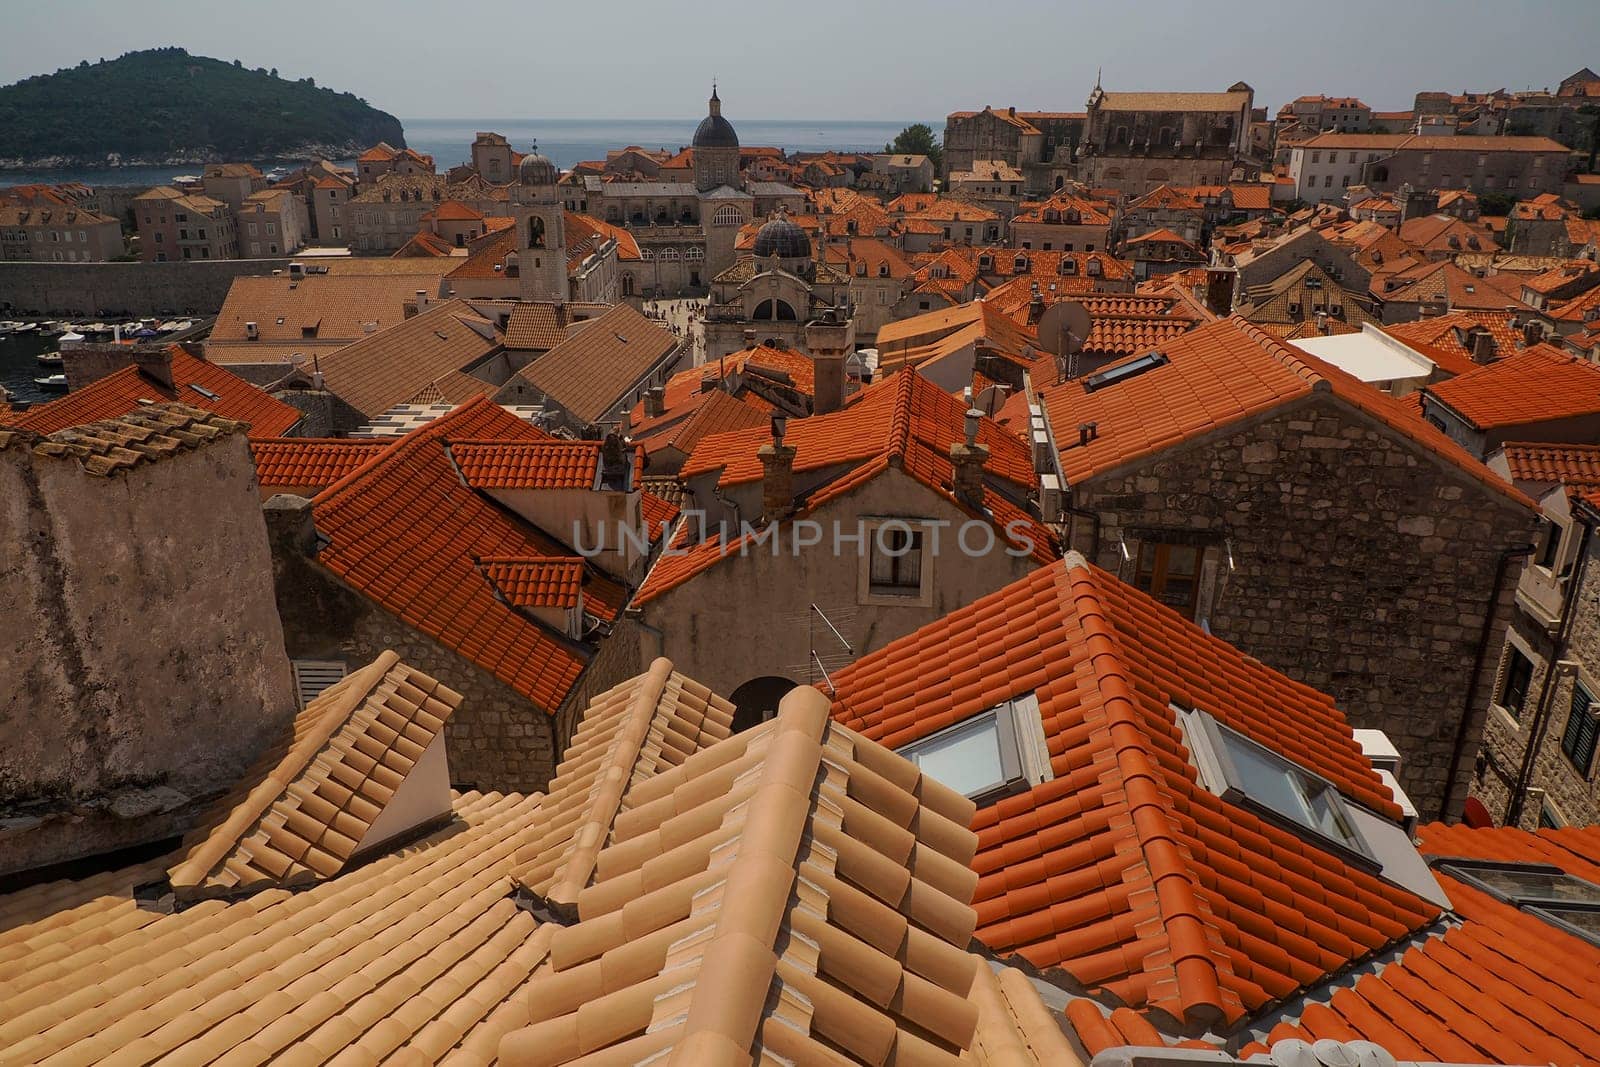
28, 403, 247, 477
999, 316, 1530, 508
828, 554, 1441, 1029
166, 651, 459, 899
1426, 344, 1600, 430
310, 299, 500, 419
1498, 441, 1600, 486
1383, 311, 1524, 377
512, 303, 683, 425
10, 349, 303, 437
481, 557, 587, 610
252, 437, 390, 493
449, 439, 604, 490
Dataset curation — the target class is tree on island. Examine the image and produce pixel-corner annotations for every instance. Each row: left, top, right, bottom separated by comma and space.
885, 123, 942, 172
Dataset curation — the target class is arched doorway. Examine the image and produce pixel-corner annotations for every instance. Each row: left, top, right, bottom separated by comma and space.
729, 676, 798, 733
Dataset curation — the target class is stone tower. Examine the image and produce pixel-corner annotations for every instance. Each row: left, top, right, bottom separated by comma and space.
692, 84, 741, 192
514, 143, 566, 302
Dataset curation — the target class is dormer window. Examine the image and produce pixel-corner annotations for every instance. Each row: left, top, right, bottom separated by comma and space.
896, 692, 1052, 804
1060, 258, 1077, 276
1013, 255, 1028, 272
1436, 859, 1600, 947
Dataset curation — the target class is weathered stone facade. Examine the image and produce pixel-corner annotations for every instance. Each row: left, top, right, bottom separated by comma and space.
1, 423, 295, 874
1068, 396, 1534, 816
263, 496, 636, 794
1474, 521, 1600, 828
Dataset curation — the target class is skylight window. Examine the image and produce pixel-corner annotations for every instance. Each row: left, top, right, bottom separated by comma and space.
1181, 707, 1369, 860
1082, 350, 1168, 393
1437, 860, 1600, 948
897, 692, 1052, 804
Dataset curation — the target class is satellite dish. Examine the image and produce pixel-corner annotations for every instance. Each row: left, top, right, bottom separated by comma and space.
1035, 300, 1091, 357
975, 383, 1010, 416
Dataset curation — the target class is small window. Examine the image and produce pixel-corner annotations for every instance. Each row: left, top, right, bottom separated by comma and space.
869, 527, 923, 596
1499, 647, 1535, 720
1560, 681, 1598, 776
1083, 350, 1168, 393
291, 660, 347, 709
1436, 859, 1600, 948
1135, 541, 1201, 617
1537, 519, 1563, 569
1182, 707, 1370, 861
896, 693, 1052, 804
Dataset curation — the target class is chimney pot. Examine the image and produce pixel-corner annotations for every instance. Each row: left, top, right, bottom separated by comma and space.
1470, 329, 1496, 364
951, 435, 990, 510
644, 386, 666, 418
758, 439, 797, 522
964, 407, 982, 447
415, 289, 428, 310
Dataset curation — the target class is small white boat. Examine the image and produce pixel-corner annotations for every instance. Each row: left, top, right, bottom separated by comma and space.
34, 374, 67, 390
36, 351, 63, 366
12, 323, 38, 333
57, 331, 86, 346
38, 321, 64, 335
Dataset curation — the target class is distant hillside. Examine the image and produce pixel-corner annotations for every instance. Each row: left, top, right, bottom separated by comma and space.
0, 47, 405, 169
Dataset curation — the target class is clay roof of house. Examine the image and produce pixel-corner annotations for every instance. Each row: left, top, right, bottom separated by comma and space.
1124, 228, 1202, 254
909, 197, 1001, 223
828, 552, 1439, 1030
1520, 260, 1599, 295
565, 210, 641, 262
631, 387, 770, 459
1497, 441, 1600, 487
430, 199, 483, 222
638, 372, 1055, 603
164, 651, 458, 900
1228, 183, 1274, 211
1223, 823, 1600, 1064
1547, 281, 1600, 324
8, 349, 302, 437
480, 557, 587, 610
1300, 132, 1568, 152
1382, 311, 1524, 377
252, 437, 389, 492
209, 272, 450, 358
511, 302, 682, 425
999, 316, 1530, 508
965, 247, 1134, 286
1378, 260, 1532, 313
1128, 185, 1204, 212
502, 301, 595, 350
1397, 214, 1499, 255
26, 403, 248, 477
449, 439, 621, 491
506, 658, 735, 903
628, 343, 816, 434
310, 397, 641, 713
394, 229, 458, 257
1010, 193, 1114, 227
982, 280, 1203, 356
1425, 344, 1600, 430
875, 298, 1041, 373
824, 236, 916, 278
310, 299, 499, 419
497, 681, 984, 1065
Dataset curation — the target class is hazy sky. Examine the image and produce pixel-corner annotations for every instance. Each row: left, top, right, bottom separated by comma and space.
3, 0, 1598, 122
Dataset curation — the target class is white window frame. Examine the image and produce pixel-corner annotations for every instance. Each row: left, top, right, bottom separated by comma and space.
896, 692, 1052, 803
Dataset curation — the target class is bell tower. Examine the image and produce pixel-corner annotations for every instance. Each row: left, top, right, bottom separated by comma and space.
514, 142, 566, 302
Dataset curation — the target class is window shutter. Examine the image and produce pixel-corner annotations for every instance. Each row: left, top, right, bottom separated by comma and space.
292, 660, 348, 709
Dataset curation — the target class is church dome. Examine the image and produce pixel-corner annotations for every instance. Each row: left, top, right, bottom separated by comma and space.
518, 145, 558, 185
753, 216, 810, 259
693, 87, 740, 149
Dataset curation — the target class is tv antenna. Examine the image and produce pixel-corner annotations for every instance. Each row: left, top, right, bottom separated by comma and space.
808, 602, 853, 694
1036, 300, 1091, 383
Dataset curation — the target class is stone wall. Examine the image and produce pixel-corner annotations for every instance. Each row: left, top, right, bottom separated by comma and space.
0, 425, 296, 874
1070, 396, 1534, 817
264, 496, 580, 793
0, 257, 294, 317
1473, 529, 1600, 828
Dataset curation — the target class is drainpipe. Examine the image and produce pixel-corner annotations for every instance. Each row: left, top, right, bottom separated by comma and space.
1506, 519, 1594, 827
1439, 540, 1533, 821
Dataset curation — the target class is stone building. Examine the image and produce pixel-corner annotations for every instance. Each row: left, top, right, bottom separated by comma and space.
631, 370, 1058, 724
347, 173, 507, 253
261, 397, 674, 792
132, 186, 238, 262
0, 405, 295, 874
1474, 445, 1600, 829
1289, 133, 1570, 203
941, 107, 1084, 193
0, 202, 124, 261
702, 216, 852, 361
1002, 316, 1535, 815
1007, 192, 1116, 252
236, 188, 309, 257
1077, 79, 1257, 196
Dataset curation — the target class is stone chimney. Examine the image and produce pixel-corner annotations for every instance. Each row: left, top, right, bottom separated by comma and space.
1204, 267, 1235, 316
804, 311, 856, 414
758, 416, 796, 522
743, 328, 757, 347
1470, 328, 1497, 364
950, 408, 989, 510
132, 346, 176, 391
1315, 309, 1330, 335
644, 386, 665, 418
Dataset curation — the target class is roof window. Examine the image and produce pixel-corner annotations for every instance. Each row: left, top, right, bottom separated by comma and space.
1181, 706, 1450, 906
1436, 859, 1600, 947
187, 383, 221, 401
1083, 350, 1169, 393
896, 692, 1052, 805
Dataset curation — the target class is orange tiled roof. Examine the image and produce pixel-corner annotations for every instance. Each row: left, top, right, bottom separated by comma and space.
252, 437, 389, 492
9, 349, 303, 438
480, 557, 585, 609
512, 303, 682, 425
1383, 310, 1523, 377
1127, 184, 1204, 212
311, 299, 499, 419
311, 397, 635, 713
1498, 441, 1600, 487
1426, 344, 1600, 430
1000, 316, 1530, 508
165, 651, 458, 900
448, 439, 615, 491
1229, 823, 1600, 1064
828, 553, 1439, 1028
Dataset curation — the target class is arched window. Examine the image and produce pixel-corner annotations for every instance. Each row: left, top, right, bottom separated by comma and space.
686, 246, 704, 261
753, 299, 797, 321
621, 272, 635, 296
662, 247, 680, 261
640, 247, 655, 260
713, 205, 743, 226
528, 216, 545, 249
878, 263, 889, 278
